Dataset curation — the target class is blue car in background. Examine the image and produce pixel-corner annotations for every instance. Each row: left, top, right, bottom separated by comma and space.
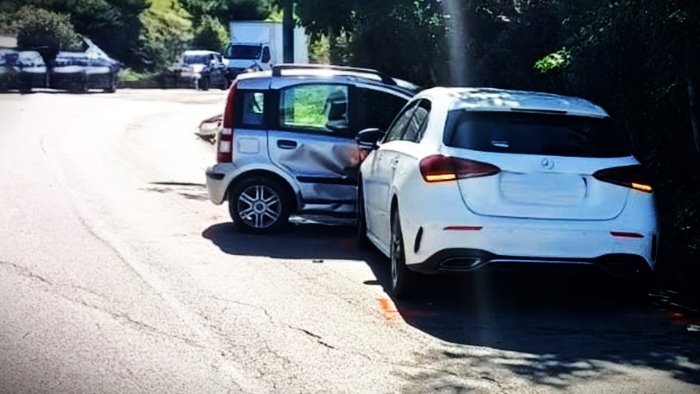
50, 52, 120, 93
0, 50, 48, 92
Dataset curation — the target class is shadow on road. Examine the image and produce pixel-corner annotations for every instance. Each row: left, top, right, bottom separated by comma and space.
390, 272, 700, 391
202, 221, 700, 391
203, 221, 378, 261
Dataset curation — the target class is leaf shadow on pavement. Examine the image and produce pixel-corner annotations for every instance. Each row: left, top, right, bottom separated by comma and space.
379, 270, 700, 392
202, 221, 700, 391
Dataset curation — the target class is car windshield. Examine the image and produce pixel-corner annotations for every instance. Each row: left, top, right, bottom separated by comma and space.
224, 44, 261, 60
183, 55, 209, 65
19, 53, 42, 64
444, 110, 631, 158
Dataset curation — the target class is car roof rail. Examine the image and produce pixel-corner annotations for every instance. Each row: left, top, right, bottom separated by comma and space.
272, 64, 397, 86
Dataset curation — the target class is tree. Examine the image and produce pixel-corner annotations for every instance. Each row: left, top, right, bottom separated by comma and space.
0, 0, 148, 64
14, 6, 81, 63
291, 0, 356, 63
181, 0, 272, 26
348, 0, 446, 85
225, 0, 272, 21
192, 15, 228, 52
136, 0, 193, 72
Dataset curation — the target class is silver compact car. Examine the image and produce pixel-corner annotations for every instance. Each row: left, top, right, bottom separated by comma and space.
205, 64, 417, 233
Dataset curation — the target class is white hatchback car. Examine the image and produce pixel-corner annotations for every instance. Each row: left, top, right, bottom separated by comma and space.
357, 88, 658, 298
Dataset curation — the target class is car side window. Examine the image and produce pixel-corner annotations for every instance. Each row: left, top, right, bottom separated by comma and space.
279, 84, 350, 136
356, 88, 408, 132
383, 101, 418, 143
402, 100, 431, 143
238, 91, 266, 128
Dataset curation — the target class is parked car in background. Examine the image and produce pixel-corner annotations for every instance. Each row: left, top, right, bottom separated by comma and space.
357, 87, 658, 298
0, 49, 18, 90
50, 52, 119, 93
0, 50, 48, 92
205, 64, 417, 233
170, 50, 228, 91
15, 51, 48, 91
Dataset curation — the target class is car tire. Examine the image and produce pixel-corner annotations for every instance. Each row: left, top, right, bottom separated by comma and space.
199, 76, 209, 91
356, 181, 371, 249
220, 77, 229, 90
229, 177, 291, 234
390, 208, 419, 298
104, 76, 116, 93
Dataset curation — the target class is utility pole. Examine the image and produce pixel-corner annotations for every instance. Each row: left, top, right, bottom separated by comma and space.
283, 0, 294, 63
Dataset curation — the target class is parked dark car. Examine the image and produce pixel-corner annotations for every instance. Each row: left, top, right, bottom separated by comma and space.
0, 50, 48, 92
15, 51, 48, 91
169, 50, 228, 90
0, 49, 18, 91
50, 52, 119, 93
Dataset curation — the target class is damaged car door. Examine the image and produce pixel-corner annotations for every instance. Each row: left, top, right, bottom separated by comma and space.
268, 83, 359, 213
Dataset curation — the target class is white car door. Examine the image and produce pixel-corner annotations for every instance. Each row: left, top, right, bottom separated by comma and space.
364, 101, 418, 248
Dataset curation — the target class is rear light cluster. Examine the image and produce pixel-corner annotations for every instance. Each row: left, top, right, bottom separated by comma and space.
217, 81, 238, 163
419, 155, 500, 183
593, 165, 652, 193
610, 231, 644, 239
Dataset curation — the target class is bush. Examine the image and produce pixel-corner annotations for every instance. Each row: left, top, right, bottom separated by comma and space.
14, 6, 81, 62
192, 15, 228, 52
136, 0, 193, 72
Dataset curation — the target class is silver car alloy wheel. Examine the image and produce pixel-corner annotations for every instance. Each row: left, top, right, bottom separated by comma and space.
237, 184, 282, 229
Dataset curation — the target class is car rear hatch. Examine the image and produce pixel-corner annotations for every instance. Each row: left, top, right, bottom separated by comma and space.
441, 110, 636, 221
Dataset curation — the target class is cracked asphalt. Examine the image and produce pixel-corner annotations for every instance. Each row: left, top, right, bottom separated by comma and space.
1, 89, 699, 393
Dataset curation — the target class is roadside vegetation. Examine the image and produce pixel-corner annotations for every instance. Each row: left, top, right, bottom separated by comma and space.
0, 1, 697, 275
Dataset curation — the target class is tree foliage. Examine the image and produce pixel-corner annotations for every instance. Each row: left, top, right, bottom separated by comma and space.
136, 0, 193, 72
192, 15, 228, 52
13, 6, 81, 62
0, 0, 148, 64
181, 0, 271, 25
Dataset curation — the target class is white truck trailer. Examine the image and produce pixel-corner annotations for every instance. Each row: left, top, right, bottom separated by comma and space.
223, 21, 309, 81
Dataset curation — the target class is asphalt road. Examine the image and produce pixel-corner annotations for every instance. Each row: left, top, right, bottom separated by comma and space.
1, 89, 699, 393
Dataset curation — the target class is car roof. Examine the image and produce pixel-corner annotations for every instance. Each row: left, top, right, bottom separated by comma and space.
422, 87, 608, 118
183, 50, 219, 56
236, 65, 418, 97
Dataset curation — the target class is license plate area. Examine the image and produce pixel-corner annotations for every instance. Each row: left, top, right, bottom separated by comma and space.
499, 172, 586, 206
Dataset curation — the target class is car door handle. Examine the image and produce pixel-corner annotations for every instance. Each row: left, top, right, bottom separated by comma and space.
277, 139, 298, 149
